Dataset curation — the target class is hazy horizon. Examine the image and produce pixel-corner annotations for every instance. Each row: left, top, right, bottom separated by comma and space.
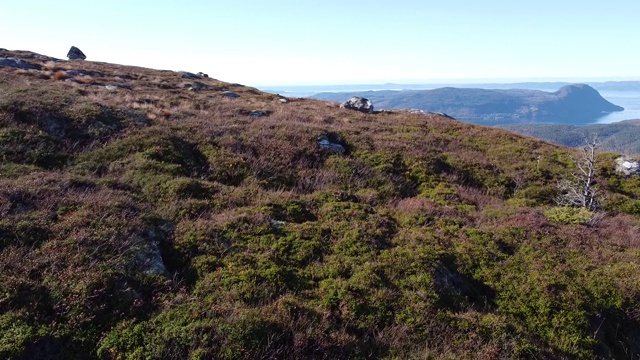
255, 77, 640, 88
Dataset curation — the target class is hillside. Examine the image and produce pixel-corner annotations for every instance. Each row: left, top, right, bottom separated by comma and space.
501, 119, 640, 155
312, 85, 624, 125
1, 49, 640, 359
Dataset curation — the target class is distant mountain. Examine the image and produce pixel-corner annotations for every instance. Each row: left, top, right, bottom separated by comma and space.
500, 119, 640, 154
430, 81, 640, 92
312, 84, 624, 125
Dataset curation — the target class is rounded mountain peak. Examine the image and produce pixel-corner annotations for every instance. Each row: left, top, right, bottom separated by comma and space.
554, 83, 598, 96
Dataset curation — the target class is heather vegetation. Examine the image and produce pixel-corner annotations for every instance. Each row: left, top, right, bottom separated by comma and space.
1, 50, 639, 359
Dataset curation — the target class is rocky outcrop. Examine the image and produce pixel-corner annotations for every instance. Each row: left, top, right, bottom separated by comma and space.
433, 111, 456, 119
615, 157, 640, 176
33, 53, 59, 61
181, 71, 209, 79
67, 46, 86, 60
379, 108, 426, 115
65, 70, 84, 76
188, 82, 206, 91
340, 96, 374, 113
180, 72, 198, 79
0, 57, 40, 70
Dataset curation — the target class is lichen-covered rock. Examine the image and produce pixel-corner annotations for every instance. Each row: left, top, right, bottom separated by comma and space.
135, 240, 168, 276
340, 96, 374, 113
615, 157, 640, 176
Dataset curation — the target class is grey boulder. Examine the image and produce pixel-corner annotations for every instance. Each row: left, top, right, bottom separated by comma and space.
318, 135, 345, 154
615, 157, 640, 176
340, 96, 374, 113
222, 91, 239, 98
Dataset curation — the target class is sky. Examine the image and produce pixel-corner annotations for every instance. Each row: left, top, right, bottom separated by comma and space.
3, 1, 640, 86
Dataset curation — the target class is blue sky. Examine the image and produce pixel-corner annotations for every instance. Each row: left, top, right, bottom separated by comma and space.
3, 1, 640, 86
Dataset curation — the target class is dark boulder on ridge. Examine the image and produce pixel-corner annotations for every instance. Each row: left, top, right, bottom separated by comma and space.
67, 46, 86, 60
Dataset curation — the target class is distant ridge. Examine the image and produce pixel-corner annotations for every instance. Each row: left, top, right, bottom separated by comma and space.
312, 84, 624, 125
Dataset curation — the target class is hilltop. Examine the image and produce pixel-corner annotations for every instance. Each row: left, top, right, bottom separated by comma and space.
1, 49, 640, 359
312, 85, 624, 125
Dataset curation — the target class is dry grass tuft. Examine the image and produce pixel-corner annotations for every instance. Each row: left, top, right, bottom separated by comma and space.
42, 61, 58, 71
51, 70, 68, 81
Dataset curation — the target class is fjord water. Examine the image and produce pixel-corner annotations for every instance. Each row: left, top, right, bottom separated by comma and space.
595, 91, 640, 124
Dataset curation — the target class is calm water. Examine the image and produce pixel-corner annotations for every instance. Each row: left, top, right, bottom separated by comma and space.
594, 91, 640, 124
259, 85, 640, 125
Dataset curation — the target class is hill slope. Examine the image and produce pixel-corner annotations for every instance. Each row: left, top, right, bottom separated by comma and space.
312, 85, 624, 125
1, 49, 640, 359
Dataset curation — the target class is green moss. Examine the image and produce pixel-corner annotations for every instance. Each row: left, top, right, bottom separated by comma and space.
201, 145, 249, 186
261, 200, 315, 223
0, 312, 40, 359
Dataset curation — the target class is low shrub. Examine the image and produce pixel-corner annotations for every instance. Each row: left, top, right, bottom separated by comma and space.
544, 206, 593, 225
